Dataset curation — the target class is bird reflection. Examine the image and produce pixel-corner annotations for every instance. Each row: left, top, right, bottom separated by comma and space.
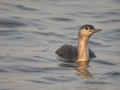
58, 58, 93, 79
74, 61, 93, 79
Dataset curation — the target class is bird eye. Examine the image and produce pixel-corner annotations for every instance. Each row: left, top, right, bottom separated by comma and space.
85, 27, 89, 30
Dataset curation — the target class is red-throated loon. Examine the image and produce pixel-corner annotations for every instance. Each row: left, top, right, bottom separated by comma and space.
55, 24, 102, 63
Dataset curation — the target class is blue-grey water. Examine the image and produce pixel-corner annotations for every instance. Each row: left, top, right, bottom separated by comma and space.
0, 0, 120, 90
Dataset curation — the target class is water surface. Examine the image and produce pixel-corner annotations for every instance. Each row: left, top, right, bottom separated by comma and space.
0, 0, 120, 90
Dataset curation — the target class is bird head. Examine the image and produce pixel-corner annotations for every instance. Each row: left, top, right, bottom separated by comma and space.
79, 24, 102, 38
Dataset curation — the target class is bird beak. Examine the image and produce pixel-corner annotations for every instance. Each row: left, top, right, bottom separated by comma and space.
93, 29, 102, 33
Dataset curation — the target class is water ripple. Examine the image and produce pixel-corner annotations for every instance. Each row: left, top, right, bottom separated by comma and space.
97, 19, 120, 24
0, 19, 26, 28
43, 76, 76, 83
85, 81, 110, 85
15, 5, 38, 11
104, 29, 120, 40
93, 60, 116, 66
0, 30, 17, 36
48, 17, 73, 22
92, 11, 120, 18
9, 65, 68, 73
11, 57, 40, 62
103, 11, 120, 16
0, 89, 9, 90
104, 72, 120, 77
33, 32, 66, 38
0, 69, 8, 73
28, 80, 52, 84
13, 67, 46, 73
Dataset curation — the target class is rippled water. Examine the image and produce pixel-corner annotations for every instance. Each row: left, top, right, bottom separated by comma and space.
0, 0, 120, 90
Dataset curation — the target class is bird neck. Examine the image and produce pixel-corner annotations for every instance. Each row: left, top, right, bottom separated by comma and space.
77, 35, 89, 62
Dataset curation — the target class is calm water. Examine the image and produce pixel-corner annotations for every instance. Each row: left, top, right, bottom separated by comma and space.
0, 0, 120, 90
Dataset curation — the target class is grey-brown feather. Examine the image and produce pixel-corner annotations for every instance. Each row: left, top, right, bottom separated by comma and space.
55, 44, 96, 59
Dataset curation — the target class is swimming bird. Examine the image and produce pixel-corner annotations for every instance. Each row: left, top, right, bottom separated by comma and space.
55, 24, 102, 63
